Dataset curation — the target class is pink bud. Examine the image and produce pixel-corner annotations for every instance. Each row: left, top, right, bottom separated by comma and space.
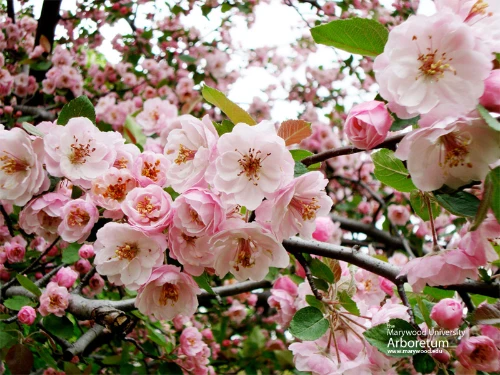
430, 298, 463, 330
55, 267, 79, 288
480, 70, 500, 113
432, 349, 450, 364
74, 259, 91, 274
273, 276, 298, 296
78, 244, 95, 259
17, 306, 36, 325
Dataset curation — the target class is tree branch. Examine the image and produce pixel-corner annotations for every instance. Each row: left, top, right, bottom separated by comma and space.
7, 0, 15, 23
294, 253, 323, 300
63, 324, 106, 361
14, 105, 56, 121
301, 133, 405, 166
0, 205, 14, 237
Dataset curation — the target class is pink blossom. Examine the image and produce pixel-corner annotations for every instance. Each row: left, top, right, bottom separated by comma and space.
0, 127, 48, 205
131, 151, 170, 187
480, 69, 500, 113
371, 299, 410, 326
39, 281, 70, 317
43, 117, 121, 182
212, 121, 294, 210
430, 298, 463, 329
113, 143, 140, 170
456, 336, 500, 372
58, 198, 99, 243
395, 117, 500, 191
74, 259, 92, 274
17, 306, 36, 325
210, 221, 289, 281
344, 101, 393, 149
224, 300, 247, 324
78, 244, 95, 259
90, 168, 137, 210
268, 288, 296, 326
164, 115, 218, 193
256, 171, 332, 241
136, 98, 178, 136
374, 12, 492, 126
481, 325, 500, 348
180, 327, 206, 356
5, 240, 26, 263
55, 267, 79, 288
168, 225, 213, 276
354, 268, 386, 307
121, 184, 173, 234
135, 265, 201, 321
312, 217, 341, 244
273, 276, 298, 296
387, 205, 410, 226
94, 222, 166, 290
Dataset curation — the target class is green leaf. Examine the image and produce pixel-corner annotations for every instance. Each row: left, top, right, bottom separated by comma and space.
43, 315, 75, 340
390, 115, 420, 132
477, 104, 500, 131
57, 96, 96, 125
30, 60, 52, 71
363, 319, 419, 357
413, 352, 436, 374
423, 286, 454, 301
338, 291, 360, 316
310, 258, 334, 284
289, 149, 321, 170
471, 170, 495, 230
289, 307, 329, 341
310, 18, 388, 57
416, 296, 434, 330
372, 149, 417, 192
202, 85, 256, 125
192, 272, 215, 295
146, 326, 173, 352
22, 122, 45, 138
158, 363, 183, 375
294, 161, 310, 177
305, 295, 324, 310
242, 326, 266, 357
213, 119, 235, 136
71, 185, 83, 200
410, 191, 440, 222
4, 295, 35, 311
164, 186, 180, 201
62, 243, 81, 264
488, 167, 500, 223
123, 115, 147, 151
221, 3, 231, 12
178, 54, 196, 64
433, 190, 480, 218
16, 274, 42, 297
0, 331, 18, 349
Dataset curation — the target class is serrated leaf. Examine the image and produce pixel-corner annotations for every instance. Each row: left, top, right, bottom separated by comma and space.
289, 307, 329, 341
363, 318, 419, 357
57, 96, 96, 125
16, 274, 42, 297
477, 104, 500, 131
4, 295, 35, 311
311, 18, 388, 57
413, 352, 436, 374
123, 115, 146, 151
471, 301, 500, 327
325, 258, 342, 283
471, 171, 494, 230
310, 258, 334, 284
202, 85, 256, 125
22, 122, 45, 138
192, 272, 215, 294
433, 190, 480, 218
410, 191, 440, 222
338, 291, 360, 316
277, 120, 312, 146
372, 149, 417, 192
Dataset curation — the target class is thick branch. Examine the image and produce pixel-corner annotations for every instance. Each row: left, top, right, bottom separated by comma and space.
63, 324, 106, 361
7, 0, 15, 23
301, 133, 405, 166
14, 105, 56, 121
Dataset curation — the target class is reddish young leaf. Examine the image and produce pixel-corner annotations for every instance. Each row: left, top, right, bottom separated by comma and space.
39, 35, 51, 53
277, 120, 312, 146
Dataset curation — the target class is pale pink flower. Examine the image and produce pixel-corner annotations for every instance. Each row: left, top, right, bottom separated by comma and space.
55, 267, 79, 288
399, 249, 478, 292
225, 300, 248, 324
268, 288, 296, 326
395, 117, 500, 191
113, 143, 140, 170
274, 276, 298, 296
39, 281, 70, 317
164, 115, 218, 193
78, 244, 95, 259
387, 205, 410, 226
345, 101, 393, 149
480, 69, 500, 113
481, 325, 500, 348
121, 184, 172, 234
131, 151, 170, 187
90, 168, 137, 210
180, 327, 205, 356
136, 98, 178, 136
168, 225, 213, 276
255, 171, 332, 241
374, 12, 492, 126
58, 198, 99, 243
93, 222, 166, 290
135, 265, 201, 321
371, 299, 410, 326
5, 241, 26, 263
17, 306, 36, 325
209, 221, 289, 281
0, 127, 48, 205
430, 298, 463, 329
43, 117, 120, 182
212, 121, 294, 210
456, 336, 500, 372
312, 217, 341, 244
354, 268, 386, 307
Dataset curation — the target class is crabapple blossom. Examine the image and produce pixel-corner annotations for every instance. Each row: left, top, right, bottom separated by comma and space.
223, 300, 247, 324
74, 259, 92, 274
54, 267, 79, 288
5, 240, 26, 263
121, 184, 173, 234
353, 268, 386, 307
136, 97, 178, 136
180, 327, 205, 356
268, 287, 296, 327
93, 222, 166, 290
164, 115, 218, 193
395, 117, 500, 191
456, 335, 500, 372
371, 299, 410, 326
212, 121, 294, 210
480, 69, 500, 113
38, 282, 70, 317
17, 306, 36, 325
113, 143, 140, 170
57, 198, 99, 243
255, 171, 332, 241
135, 265, 201, 321
209, 221, 289, 281
131, 151, 170, 187
430, 298, 463, 329
344, 101, 393, 149
90, 168, 137, 211
387, 205, 410, 226
0, 127, 48, 206
374, 12, 492, 126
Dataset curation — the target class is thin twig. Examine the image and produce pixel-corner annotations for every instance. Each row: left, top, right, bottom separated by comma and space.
123, 337, 161, 360
397, 284, 418, 329
458, 291, 475, 312
0, 205, 14, 237
295, 252, 323, 300
425, 195, 440, 252
35, 264, 64, 287
74, 267, 97, 294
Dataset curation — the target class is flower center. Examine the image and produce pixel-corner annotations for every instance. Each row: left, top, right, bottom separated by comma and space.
236, 148, 270, 186
103, 177, 130, 201
69, 136, 95, 164
471, 346, 491, 363
159, 283, 179, 306
67, 208, 90, 227
290, 197, 320, 221
234, 239, 255, 271
466, 0, 492, 21
182, 232, 198, 245
113, 157, 129, 169
142, 160, 161, 181
439, 132, 473, 171
364, 279, 373, 292
190, 209, 204, 226
49, 295, 63, 309
115, 242, 139, 261
413, 36, 456, 81
174, 144, 196, 165
136, 196, 155, 216
0, 151, 28, 174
